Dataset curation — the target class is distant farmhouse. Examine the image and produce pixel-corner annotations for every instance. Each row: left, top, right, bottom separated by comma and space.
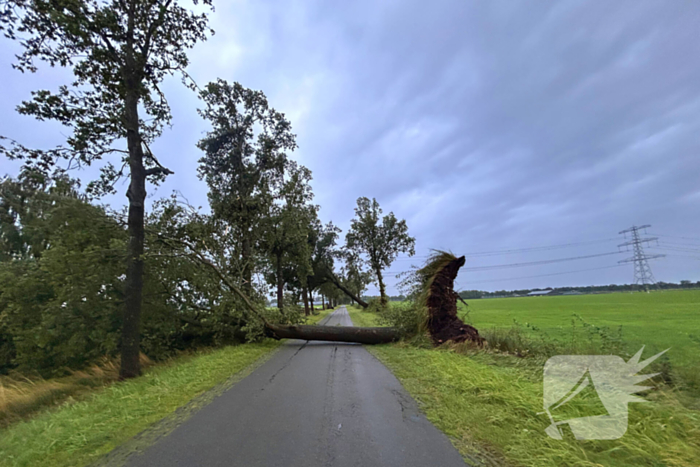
526, 289, 583, 297
526, 290, 552, 297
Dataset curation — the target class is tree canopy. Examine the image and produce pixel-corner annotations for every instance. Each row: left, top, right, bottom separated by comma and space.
1, 0, 215, 379
346, 197, 415, 307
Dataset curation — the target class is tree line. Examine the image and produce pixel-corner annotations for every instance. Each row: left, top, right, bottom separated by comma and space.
0, 0, 414, 378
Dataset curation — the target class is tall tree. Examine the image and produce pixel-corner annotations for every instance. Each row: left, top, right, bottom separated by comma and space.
197, 79, 295, 294
345, 197, 415, 307
260, 162, 316, 313
0, 0, 214, 378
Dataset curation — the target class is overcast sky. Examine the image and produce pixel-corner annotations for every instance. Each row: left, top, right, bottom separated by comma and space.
2, 0, 699, 294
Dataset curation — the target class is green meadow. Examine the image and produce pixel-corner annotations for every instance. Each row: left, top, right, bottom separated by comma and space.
461, 289, 699, 373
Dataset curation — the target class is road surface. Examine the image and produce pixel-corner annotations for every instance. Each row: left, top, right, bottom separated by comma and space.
120, 306, 467, 467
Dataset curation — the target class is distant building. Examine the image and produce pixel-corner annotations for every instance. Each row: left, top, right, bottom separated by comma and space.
526, 290, 552, 296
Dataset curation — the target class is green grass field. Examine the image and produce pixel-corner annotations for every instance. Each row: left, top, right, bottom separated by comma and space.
460, 289, 700, 392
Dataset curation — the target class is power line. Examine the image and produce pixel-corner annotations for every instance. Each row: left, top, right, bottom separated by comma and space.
384, 251, 624, 274
650, 232, 700, 242
618, 225, 664, 290
660, 242, 700, 248
459, 238, 618, 257
655, 243, 700, 253
390, 237, 618, 260
459, 251, 623, 271
455, 264, 626, 285
654, 253, 700, 261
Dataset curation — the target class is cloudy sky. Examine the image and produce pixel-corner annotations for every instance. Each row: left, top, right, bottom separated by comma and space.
2, 0, 699, 294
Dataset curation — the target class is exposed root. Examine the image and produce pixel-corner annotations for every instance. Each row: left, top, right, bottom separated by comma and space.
425, 255, 485, 346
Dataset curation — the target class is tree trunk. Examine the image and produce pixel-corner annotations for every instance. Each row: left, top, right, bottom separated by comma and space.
328, 273, 368, 308
302, 286, 310, 316
241, 235, 253, 295
376, 268, 387, 307
120, 81, 146, 380
321, 294, 326, 310
276, 252, 284, 313
266, 324, 400, 344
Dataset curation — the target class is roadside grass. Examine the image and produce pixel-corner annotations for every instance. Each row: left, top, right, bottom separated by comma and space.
304, 306, 335, 324
0, 355, 153, 429
347, 306, 383, 327
0, 306, 332, 432
347, 306, 700, 467
0, 341, 280, 467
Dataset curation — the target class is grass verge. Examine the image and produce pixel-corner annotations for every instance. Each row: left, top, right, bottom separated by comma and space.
304, 306, 335, 324
0, 341, 280, 467
347, 306, 700, 467
0, 355, 154, 429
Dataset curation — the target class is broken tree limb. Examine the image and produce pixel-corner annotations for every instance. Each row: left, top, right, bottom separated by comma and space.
327, 271, 369, 308
265, 324, 400, 344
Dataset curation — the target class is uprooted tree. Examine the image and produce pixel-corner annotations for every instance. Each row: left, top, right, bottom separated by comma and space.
265, 251, 485, 345
149, 206, 482, 347
194, 243, 485, 346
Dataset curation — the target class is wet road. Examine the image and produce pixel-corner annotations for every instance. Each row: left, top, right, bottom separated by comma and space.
121, 306, 467, 467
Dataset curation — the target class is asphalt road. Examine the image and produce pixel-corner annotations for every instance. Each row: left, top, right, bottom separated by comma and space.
122, 306, 467, 467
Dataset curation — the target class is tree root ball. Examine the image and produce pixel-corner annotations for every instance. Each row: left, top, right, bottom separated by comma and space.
426, 255, 486, 346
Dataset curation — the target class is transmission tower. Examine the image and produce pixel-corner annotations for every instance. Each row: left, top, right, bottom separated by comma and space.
618, 225, 665, 290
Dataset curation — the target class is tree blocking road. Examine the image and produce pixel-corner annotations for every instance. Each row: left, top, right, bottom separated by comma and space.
110, 307, 468, 467
266, 323, 400, 344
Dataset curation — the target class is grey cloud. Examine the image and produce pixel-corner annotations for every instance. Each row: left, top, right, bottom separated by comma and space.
1, 0, 698, 293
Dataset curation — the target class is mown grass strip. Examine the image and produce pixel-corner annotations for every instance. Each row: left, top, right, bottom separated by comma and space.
304, 306, 335, 325
0, 341, 280, 467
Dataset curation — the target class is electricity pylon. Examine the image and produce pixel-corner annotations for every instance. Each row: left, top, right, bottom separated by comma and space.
618, 225, 664, 291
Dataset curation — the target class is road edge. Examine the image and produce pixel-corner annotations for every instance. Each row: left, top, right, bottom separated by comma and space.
91, 344, 283, 467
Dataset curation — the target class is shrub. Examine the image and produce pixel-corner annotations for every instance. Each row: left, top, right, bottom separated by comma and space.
378, 301, 423, 338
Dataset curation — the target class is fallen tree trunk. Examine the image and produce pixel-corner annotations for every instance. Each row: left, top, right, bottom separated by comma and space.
264, 254, 484, 346
327, 272, 368, 308
266, 324, 400, 344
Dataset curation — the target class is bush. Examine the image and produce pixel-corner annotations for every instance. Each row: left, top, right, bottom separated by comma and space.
366, 297, 386, 314
378, 301, 425, 338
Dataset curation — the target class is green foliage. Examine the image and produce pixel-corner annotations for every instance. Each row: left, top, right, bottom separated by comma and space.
259, 161, 318, 305
197, 79, 295, 290
345, 197, 415, 305
1, 0, 217, 378
307, 221, 342, 292
1, 0, 214, 190
365, 297, 386, 314
0, 175, 126, 374
0, 175, 280, 375
377, 302, 424, 338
